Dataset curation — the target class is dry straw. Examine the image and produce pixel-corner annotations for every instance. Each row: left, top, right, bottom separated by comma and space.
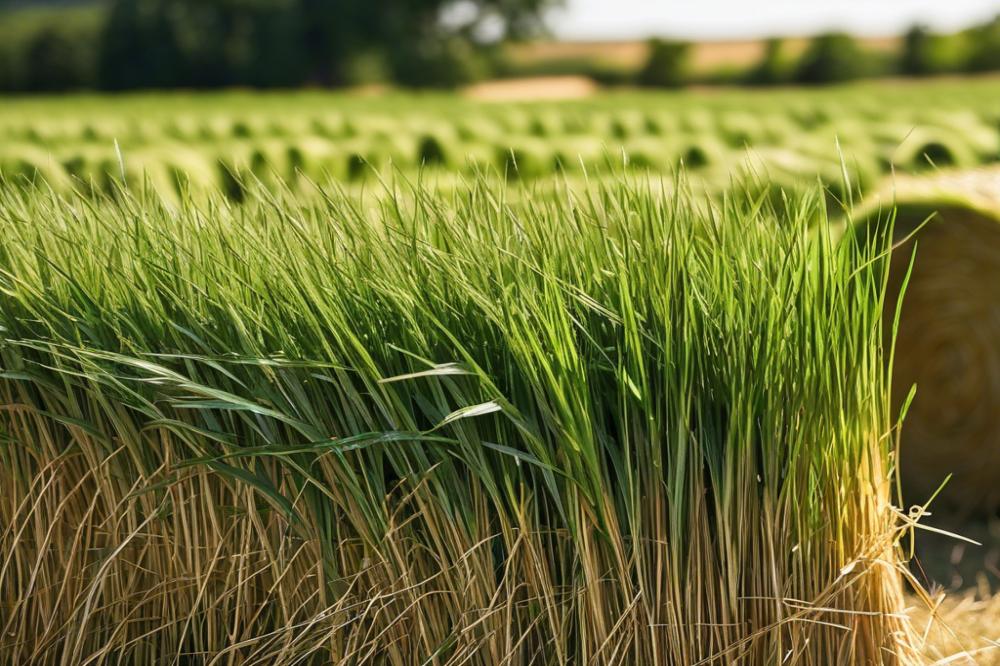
0, 176, 916, 664
857, 167, 1000, 514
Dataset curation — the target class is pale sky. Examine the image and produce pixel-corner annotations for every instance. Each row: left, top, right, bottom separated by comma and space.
548, 0, 1000, 40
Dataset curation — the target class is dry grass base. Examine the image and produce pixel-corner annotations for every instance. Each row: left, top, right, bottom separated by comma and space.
915, 592, 1000, 664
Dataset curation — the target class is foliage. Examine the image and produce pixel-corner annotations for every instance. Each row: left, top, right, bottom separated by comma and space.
0, 3, 102, 92
900, 25, 935, 76
964, 15, 1000, 73
95, 0, 556, 89
6, 3, 1000, 90
745, 37, 788, 85
0, 0, 556, 90
794, 32, 870, 84
636, 38, 691, 87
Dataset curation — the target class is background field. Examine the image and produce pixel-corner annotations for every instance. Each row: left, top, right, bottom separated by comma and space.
2, 79, 999, 204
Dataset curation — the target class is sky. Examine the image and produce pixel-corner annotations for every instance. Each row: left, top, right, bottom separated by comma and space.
548, 0, 1000, 40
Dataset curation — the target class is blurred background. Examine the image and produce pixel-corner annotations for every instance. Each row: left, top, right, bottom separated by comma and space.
2, 0, 1000, 93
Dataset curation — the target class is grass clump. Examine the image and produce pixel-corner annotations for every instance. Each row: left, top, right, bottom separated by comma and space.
0, 176, 915, 664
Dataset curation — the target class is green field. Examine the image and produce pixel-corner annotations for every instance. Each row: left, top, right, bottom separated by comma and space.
1, 78, 998, 200
2, 79, 1000, 664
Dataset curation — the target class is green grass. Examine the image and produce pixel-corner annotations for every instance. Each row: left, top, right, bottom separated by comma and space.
0, 175, 916, 663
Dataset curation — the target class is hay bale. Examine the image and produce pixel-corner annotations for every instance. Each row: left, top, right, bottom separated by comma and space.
494, 140, 551, 180
157, 146, 221, 197
455, 117, 501, 143
612, 138, 669, 171
855, 168, 1000, 512
333, 138, 392, 182
310, 114, 350, 138
549, 136, 606, 173
879, 127, 978, 172
527, 110, 565, 138
416, 133, 451, 167
718, 111, 761, 148
0, 145, 72, 191
286, 137, 336, 181
59, 146, 122, 196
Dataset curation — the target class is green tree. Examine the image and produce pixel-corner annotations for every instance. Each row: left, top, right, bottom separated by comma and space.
99, 0, 306, 89
794, 32, 867, 84
746, 37, 786, 85
637, 38, 691, 88
965, 15, 1000, 73
98, 0, 558, 89
901, 24, 939, 76
99, 0, 184, 89
0, 43, 14, 92
24, 26, 94, 91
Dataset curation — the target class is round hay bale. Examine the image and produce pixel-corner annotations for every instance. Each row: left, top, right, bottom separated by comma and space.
745, 146, 874, 206
345, 152, 369, 181
615, 138, 670, 171
416, 134, 450, 167
562, 110, 592, 135
216, 143, 257, 201
608, 111, 646, 140
925, 110, 999, 160
641, 112, 675, 137
549, 136, 605, 173
679, 109, 715, 135
336, 139, 391, 182
718, 111, 760, 148
855, 169, 1000, 513
527, 111, 565, 138
231, 119, 254, 139
680, 142, 712, 169
879, 128, 978, 173
166, 115, 201, 142
494, 140, 551, 180
158, 147, 221, 197
0, 145, 71, 191
58, 146, 122, 197
456, 117, 501, 143
285, 137, 334, 181
310, 114, 350, 138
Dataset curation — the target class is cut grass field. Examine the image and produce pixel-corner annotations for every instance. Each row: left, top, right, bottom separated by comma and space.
0, 78, 998, 202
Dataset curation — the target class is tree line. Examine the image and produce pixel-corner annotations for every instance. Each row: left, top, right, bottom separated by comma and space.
639, 19, 1000, 88
0, 0, 553, 91
3, 1, 1000, 92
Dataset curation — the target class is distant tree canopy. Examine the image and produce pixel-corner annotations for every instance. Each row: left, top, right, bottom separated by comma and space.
6, 4, 1000, 91
637, 38, 690, 88
901, 25, 935, 76
97, 0, 557, 89
965, 15, 1000, 73
794, 32, 868, 84
745, 37, 786, 86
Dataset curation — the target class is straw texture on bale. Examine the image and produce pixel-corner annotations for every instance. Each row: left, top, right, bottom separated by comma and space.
889, 205, 1000, 512
861, 169, 1000, 513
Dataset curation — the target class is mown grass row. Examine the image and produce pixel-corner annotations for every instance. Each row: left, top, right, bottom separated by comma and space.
1, 80, 999, 199
0, 132, 977, 206
0, 176, 916, 664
